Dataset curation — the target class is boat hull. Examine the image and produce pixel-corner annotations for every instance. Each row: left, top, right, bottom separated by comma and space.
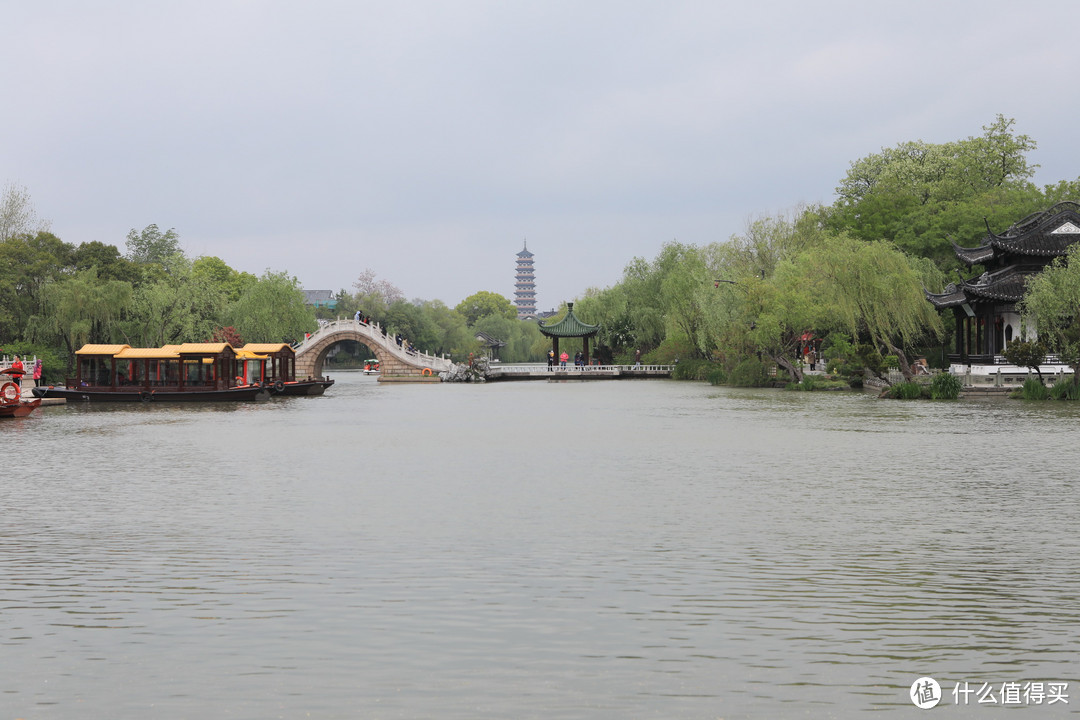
0, 398, 42, 417
32, 386, 272, 403
275, 379, 335, 396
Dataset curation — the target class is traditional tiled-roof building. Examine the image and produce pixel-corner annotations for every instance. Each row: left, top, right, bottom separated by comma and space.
303, 289, 337, 309
926, 201, 1080, 368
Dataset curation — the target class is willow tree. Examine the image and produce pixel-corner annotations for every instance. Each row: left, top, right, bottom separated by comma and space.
658, 243, 713, 357
30, 268, 132, 370
700, 208, 830, 375
125, 258, 227, 347
743, 270, 822, 382
228, 270, 315, 344
1019, 243, 1080, 390
791, 235, 944, 380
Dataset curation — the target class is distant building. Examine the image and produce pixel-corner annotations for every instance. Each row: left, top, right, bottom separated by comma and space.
514, 241, 537, 319
303, 289, 337, 309
474, 330, 507, 361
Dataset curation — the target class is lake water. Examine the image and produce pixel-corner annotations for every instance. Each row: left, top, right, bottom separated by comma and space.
4, 372, 1079, 718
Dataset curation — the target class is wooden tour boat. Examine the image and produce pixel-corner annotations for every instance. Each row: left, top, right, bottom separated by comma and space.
31, 342, 334, 403
32, 344, 272, 403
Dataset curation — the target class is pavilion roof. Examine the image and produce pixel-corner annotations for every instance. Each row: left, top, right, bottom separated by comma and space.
952, 201, 1080, 266
537, 302, 599, 338
475, 331, 507, 348
925, 266, 1035, 309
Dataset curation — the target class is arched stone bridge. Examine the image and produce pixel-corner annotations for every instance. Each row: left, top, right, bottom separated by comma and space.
294, 319, 454, 380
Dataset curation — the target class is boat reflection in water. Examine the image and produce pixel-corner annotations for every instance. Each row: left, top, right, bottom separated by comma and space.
32, 342, 333, 403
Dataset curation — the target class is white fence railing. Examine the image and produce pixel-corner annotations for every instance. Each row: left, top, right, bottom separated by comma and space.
490, 364, 673, 374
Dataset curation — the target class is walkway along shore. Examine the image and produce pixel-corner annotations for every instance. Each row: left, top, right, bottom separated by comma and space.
485, 364, 674, 381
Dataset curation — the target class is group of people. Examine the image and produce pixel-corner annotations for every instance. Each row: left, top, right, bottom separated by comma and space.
394, 333, 417, 355
354, 311, 420, 355
4, 355, 43, 386
546, 350, 592, 368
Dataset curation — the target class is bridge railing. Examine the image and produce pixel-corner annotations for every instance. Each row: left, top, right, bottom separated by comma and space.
490, 364, 674, 374
298, 319, 453, 371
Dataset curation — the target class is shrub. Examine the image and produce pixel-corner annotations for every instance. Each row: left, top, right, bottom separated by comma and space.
706, 366, 727, 385
1049, 378, 1080, 400
886, 381, 925, 399
729, 357, 770, 387
929, 372, 963, 400
1021, 377, 1049, 400
671, 358, 718, 381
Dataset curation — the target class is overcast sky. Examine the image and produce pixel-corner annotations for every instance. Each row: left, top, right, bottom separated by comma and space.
5, 1, 1080, 310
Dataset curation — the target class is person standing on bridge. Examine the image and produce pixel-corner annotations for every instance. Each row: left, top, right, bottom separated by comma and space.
547, 349, 555, 369
634, 348, 641, 367
560, 351, 569, 367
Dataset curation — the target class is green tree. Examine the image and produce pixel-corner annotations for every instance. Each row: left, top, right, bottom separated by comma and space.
1019, 243, 1080, 390
383, 300, 439, 353
455, 291, 517, 326
193, 256, 256, 303
0, 231, 75, 340
786, 235, 944, 380
573, 285, 634, 357
125, 224, 183, 265
417, 299, 476, 360
72, 240, 144, 284
827, 115, 1040, 265
30, 268, 132, 369
227, 270, 315, 343
124, 258, 227, 346
1002, 339, 1047, 383
657, 242, 712, 357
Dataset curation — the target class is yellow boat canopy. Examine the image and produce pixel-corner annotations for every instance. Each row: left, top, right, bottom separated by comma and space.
75, 344, 130, 355
241, 343, 294, 355
114, 347, 179, 359
178, 343, 233, 354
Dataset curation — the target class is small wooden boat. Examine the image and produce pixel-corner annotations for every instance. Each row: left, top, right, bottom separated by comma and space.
0, 368, 40, 417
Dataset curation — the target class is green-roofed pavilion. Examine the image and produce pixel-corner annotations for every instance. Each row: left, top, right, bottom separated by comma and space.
538, 302, 600, 365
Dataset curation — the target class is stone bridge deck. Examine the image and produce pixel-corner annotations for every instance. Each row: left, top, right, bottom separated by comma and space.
294, 319, 453, 380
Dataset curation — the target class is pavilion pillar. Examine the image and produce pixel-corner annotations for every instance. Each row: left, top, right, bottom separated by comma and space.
583, 336, 591, 365
553, 338, 560, 363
